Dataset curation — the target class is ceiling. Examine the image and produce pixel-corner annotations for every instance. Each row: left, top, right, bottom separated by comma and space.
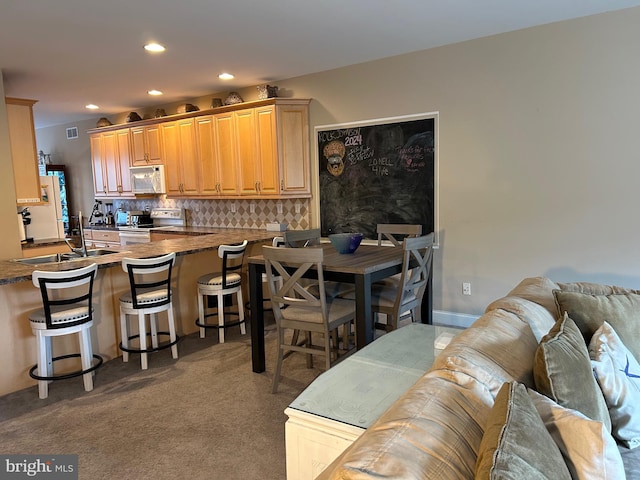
2, 0, 640, 129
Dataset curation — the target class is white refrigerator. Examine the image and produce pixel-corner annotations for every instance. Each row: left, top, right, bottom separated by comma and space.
25, 176, 66, 240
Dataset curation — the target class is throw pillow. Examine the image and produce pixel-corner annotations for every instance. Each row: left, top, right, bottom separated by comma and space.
475, 382, 571, 480
589, 321, 640, 449
528, 388, 625, 479
533, 312, 611, 431
553, 289, 640, 362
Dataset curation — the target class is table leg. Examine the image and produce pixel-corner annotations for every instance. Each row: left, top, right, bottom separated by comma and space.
249, 263, 266, 372
354, 274, 374, 349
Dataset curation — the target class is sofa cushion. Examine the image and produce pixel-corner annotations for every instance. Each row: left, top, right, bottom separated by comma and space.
554, 290, 640, 362
317, 368, 494, 480
590, 321, 640, 449
533, 313, 611, 430
475, 382, 571, 480
505, 276, 560, 314
432, 308, 539, 391
486, 296, 556, 342
558, 281, 640, 296
528, 388, 625, 479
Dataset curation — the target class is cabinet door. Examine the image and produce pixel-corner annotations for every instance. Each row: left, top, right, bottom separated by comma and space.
255, 106, 279, 195
90, 134, 107, 196
213, 113, 240, 195
277, 103, 311, 196
131, 126, 163, 165
6, 98, 42, 205
177, 119, 199, 195
195, 116, 221, 195
102, 131, 121, 196
115, 129, 133, 194
235, 109, 259, 195
161, 122, 182, 195
161, 120, 199, 196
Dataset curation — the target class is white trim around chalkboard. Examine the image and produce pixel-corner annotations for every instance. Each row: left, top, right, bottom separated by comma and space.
313, 111, 439, 247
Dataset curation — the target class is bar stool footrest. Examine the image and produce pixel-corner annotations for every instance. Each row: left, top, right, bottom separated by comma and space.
119, 332, 180, 354
195, 311, 245, 330
29, 353, 103, 381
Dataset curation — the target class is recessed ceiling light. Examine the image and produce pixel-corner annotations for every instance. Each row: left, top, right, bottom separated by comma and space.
219, 73, 234, 80
85, 104, 99, 110
144, 43, 166, 53
147, 89, 163, 96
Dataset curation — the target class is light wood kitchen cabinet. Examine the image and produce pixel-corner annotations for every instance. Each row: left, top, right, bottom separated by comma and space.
6, 97, 42, 205
236, 107, 279, 196
131, 125, 163, 165
162, 119, 199, 195
196, 115, 239, 195
275, 100, 311, 197
87, 98, 311, 199
90, 129, 133, 198
83, 228, 120, 248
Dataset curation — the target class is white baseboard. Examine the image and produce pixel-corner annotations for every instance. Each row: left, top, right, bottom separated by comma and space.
432, 310, 479, 329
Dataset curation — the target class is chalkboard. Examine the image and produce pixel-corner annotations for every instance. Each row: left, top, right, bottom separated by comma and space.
317, 113, 437, 241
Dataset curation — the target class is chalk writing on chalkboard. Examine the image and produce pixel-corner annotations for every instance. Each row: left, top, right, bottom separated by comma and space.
317, 114, 437, 240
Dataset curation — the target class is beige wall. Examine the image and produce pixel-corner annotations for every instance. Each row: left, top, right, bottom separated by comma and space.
20, 7, 640, 318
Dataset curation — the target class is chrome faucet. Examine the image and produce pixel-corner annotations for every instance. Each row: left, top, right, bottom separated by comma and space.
66, 211, 88, 257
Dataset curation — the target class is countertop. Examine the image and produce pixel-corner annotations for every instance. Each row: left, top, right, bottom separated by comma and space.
3, 228, 276, 286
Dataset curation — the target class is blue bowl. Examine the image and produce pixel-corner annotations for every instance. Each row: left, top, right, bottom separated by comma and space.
328, 233, 364, 254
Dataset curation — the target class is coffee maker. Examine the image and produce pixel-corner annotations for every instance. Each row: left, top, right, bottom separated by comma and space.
17, 208, 33, 244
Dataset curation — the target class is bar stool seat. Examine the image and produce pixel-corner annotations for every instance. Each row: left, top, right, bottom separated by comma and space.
196, 240, 248, 343
119, 252, 179, 370
28, 263, 103, 399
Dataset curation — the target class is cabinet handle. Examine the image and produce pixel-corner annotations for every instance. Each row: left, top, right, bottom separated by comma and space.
216, 183, 221, 193
281, 180, 284, 191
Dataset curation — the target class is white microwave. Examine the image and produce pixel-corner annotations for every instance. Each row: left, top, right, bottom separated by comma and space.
130, 165, 166, 194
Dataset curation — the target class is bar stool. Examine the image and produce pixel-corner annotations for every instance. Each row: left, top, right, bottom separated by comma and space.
28, 263, 103, 399
119, 252, 179, 370
196, 240, 248, 343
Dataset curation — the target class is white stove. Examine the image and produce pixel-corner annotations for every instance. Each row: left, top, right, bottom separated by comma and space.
119, 208, 186, 245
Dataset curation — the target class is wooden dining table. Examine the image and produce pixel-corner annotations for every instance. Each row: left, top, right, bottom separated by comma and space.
247, 243, 433, 373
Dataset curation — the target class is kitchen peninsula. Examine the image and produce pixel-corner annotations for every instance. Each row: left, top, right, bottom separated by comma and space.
0, 228, 275, 396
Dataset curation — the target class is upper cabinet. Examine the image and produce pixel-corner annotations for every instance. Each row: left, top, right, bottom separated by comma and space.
196, 115, 239, 195
90, 128, 133, 198
131, 125, 163, 165
162, 119, 199, 196
5, 98, 42, 205
87, 98, 311, 199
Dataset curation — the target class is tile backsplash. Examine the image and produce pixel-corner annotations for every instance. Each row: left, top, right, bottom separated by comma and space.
112, 197, 310, 230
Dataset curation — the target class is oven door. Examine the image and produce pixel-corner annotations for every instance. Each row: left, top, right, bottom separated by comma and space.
119, 230, 151, 246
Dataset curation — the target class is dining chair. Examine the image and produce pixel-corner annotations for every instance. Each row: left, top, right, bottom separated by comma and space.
196, 240, 248, 343
28, 263, 103, 399
371, 233, 434, 331
263, 245, 356, 393
284, 228, 354, 298
283, 228, 321, 248
376, 223, 422, 246
342, 233, 434, 332
120, 252, 179, 370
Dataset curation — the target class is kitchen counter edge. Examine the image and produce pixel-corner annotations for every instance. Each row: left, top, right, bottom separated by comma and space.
2, 228, 275, 285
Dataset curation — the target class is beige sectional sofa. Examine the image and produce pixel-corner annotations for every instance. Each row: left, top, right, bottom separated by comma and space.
318, 277, 640, 479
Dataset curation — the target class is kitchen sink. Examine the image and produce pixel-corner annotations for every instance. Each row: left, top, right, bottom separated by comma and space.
14, 249, 125, 265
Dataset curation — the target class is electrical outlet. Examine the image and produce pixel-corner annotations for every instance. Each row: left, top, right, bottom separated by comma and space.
295, 203, 301, 214
250, 203, 256, 214
462, 282, 471, 295
230, 203, 236, 213
276, 202, 283, 214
